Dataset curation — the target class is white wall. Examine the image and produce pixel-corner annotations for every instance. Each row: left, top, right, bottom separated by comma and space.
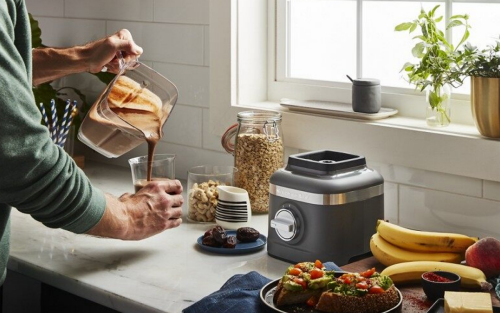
26, 0, 500, 239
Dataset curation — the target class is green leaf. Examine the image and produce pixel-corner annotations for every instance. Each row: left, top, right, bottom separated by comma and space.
450, 14, 466, 20
409, 23, 417, 33
28, 13, 43, 48
93, 72, 116, 86
400, 62, 414, 73
428, 90, 441, 109
422, 22, 428, 38
395, 22, 414, 31
412, 35, 427, 41
435, 16, 443, 23
447, 20, 464, 29
430, 5, 440, 17
412, 42, 425, 58
456, 29, 470, 50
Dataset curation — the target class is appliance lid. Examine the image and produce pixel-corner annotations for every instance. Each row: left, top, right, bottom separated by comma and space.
286, 150, 366, 175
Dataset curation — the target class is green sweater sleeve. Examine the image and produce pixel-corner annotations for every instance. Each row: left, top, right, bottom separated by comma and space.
0, 0, 106, 234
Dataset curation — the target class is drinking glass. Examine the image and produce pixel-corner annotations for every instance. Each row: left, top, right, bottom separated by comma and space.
128, 154, 175, 192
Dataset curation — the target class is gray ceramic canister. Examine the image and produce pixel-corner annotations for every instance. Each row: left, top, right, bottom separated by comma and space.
352, 78, 381, 113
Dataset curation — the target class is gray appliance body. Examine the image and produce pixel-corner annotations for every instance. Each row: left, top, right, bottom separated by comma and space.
267, 150, 384, 266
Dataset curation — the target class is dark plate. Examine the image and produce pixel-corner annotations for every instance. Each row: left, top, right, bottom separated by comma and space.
196, 231, 266, 255
426, 298, 500, 313
260, 273, 403, 313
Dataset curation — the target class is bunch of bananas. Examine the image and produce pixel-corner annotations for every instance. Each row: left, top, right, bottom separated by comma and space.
370, 220, 478, 267
370, 220, 490, 289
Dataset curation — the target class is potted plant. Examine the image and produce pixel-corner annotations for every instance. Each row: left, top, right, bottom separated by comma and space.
395, 5, 471, 127
461, 40, 500, 138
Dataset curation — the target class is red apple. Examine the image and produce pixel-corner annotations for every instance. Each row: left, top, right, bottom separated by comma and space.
465, 237, 500, 278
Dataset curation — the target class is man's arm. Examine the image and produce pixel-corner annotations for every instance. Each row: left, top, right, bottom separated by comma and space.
0, 5, 182, 240
32, 29, 143, 86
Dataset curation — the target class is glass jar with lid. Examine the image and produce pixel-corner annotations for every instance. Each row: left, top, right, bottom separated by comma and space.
221, 111, 284, 213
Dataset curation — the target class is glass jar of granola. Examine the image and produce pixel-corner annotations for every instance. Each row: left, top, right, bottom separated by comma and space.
221, 111, 284, 213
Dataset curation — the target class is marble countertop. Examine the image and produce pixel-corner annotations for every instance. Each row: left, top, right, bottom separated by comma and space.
8, 161, 289, 313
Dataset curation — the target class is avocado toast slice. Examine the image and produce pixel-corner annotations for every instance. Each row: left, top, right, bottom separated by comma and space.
273, 260, 335, 307
316, 269, 399, 313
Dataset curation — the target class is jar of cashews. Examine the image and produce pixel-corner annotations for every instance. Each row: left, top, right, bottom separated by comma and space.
186, 165, 237, 223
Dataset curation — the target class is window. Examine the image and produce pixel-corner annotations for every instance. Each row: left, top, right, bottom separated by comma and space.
209, 0, 500, 182
275, 0, 500, 97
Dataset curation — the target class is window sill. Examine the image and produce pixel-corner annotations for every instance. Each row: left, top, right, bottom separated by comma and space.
222, 101, 500, 182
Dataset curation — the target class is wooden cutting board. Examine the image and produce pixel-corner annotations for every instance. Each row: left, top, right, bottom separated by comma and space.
341, 257, 500, 312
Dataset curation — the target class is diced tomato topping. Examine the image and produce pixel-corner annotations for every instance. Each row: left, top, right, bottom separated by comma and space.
294, 278, 307, 290
355, 281, 368, 289
357, 277, 366, 282
360, 267, 376, 278
294, 263, 302, 269
289, 268, 302, 276
339, 273, 353, 284
306, 295, 318, 307
369, 286, 385, 294
310, 268, 324, 280
314, 260, 323, 269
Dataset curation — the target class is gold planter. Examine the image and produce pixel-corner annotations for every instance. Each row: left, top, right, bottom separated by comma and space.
471, 76, 500, 138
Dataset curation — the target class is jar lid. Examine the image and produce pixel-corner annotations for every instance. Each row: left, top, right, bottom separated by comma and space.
352, 78, 380, 86
237, 111, 282, 122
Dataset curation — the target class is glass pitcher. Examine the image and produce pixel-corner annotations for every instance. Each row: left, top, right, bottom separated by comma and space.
221, 111, 284, 213
78, 57, 178, 158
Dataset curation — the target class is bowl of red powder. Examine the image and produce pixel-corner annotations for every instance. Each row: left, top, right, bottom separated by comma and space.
421, 271, 461, 301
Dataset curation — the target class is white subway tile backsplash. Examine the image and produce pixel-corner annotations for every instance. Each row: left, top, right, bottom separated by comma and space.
162, 105, 202, 148
202, 109, 226, 152
107, 21, 204, 65
153, 0, 209, 25
285, 147, 300, 160
86, 142, 233, 180
25, 0, 64, 17
37, 17, 106, 47
399, 185, 500, 239
483, 180, 500, 201
153, 63, 208, 107
368, 162, 482, 197
204, 26, 209, 66
384, 183, 398, 224
156, 143, 234, 180
65, 0, 154, 22
62, 73, 107, 94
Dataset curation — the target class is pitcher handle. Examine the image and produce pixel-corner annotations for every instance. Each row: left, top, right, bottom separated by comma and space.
221, 123, 238, 155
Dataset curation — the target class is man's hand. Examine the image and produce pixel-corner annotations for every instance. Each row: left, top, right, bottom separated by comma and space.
86, 29, 143, 74
87, 180, 183, 240
32, 29, 143, 86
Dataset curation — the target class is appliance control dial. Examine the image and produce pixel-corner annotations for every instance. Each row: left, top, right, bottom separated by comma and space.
270, 209, 297, 241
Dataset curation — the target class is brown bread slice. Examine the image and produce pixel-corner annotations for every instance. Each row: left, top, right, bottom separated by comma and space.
315, 285, 399, 313
273, 281, 324, 307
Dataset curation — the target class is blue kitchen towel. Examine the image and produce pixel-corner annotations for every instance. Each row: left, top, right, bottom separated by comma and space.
183, 262, 342, 313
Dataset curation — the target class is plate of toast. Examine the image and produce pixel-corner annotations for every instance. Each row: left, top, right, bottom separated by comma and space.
260, 261, 402, 313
